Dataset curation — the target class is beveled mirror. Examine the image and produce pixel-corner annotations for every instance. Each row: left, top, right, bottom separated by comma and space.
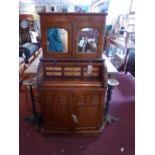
77, 28, 99, 53
47, 28, 68, 52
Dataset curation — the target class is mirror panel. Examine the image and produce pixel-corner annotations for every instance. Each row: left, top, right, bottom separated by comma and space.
77, 28, 99, 53
47, 28, 68, 52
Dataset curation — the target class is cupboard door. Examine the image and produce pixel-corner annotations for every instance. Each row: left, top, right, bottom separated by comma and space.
72, 91, 104, 131
40, 91, 72, 131
39, 14, 73, 59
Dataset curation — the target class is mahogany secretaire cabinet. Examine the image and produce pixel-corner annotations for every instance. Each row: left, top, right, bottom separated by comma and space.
37, 13, 108, 135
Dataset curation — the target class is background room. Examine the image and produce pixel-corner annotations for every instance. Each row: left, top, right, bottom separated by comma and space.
2, 0, 155, 155
18, 1, 135, 155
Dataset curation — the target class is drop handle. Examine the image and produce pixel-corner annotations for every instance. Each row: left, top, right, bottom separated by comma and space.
71, 114, 78, 124
87, 64, 93, 74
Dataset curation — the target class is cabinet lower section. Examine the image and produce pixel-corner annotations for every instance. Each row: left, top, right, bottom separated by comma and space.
39, 88, 106, 134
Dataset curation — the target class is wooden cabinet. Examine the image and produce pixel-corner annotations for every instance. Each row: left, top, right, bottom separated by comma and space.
37, 13, 108, 135
39, 89, 105, 133
39, 13, 106, 59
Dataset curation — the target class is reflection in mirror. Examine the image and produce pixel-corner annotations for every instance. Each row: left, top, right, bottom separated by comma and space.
77, 28, 98, 53
47, 28, 68, 52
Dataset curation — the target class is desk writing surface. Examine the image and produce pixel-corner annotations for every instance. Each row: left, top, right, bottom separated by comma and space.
102, 54, 118, 75
24, 53, 42, 76
19, 57, 25, 65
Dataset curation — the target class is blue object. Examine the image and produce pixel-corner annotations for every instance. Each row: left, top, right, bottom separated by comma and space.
19, 42, 39, 63
47, 28, 64, 52
22, 42, 37, 54
105, 25, 112, 36
106, 47, 116, 57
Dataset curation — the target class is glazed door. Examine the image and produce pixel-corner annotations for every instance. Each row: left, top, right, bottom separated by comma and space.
72, 90, 104, 131
40, 90, 72, 131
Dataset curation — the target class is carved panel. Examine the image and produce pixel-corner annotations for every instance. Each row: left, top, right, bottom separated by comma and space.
92, 95, 99, 105
77, 96, 86, 105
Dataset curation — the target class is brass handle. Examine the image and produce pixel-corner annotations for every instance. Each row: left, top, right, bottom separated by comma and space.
71, 114, 78, 124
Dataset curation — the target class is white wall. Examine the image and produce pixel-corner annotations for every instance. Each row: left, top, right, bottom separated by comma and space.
90, 0, 132, 25
19, 1, 91, 14
19, 0, 133, 26
107, 0, 131, 25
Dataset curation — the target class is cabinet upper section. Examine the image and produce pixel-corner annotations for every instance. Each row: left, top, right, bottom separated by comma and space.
39, 13, 107, 59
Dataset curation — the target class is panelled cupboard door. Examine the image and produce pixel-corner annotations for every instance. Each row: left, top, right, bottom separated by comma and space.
39, 91, 72, 131
39, 90, 105, 132
72, 91, 104, 131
